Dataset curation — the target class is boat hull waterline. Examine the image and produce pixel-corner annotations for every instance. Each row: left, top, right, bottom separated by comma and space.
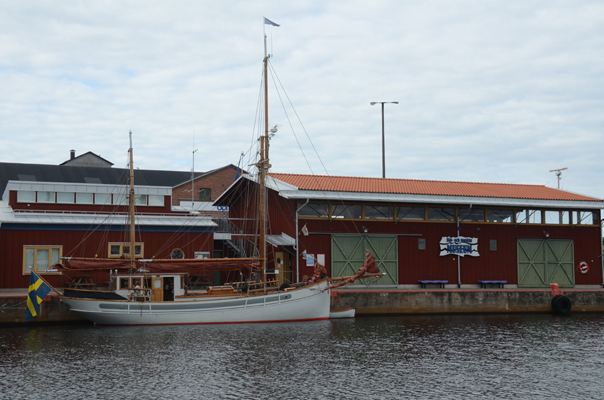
61, 281, 331, 325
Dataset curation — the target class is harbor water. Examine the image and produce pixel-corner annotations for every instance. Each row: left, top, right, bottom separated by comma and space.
1, 314, 604, 399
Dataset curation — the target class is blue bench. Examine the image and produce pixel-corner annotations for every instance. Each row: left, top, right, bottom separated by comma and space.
478, 280, 507, 289
418, 280, 448, 288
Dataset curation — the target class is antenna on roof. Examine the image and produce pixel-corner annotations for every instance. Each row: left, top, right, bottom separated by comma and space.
549, 167, 568, 189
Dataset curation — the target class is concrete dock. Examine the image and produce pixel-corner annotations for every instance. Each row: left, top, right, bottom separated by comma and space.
3, 286, 604, 325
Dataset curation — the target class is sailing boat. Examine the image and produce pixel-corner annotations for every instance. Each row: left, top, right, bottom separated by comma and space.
54, 29, 383, 326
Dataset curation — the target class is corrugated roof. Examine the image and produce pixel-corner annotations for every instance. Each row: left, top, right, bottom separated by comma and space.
269, 173, 602, 202
0, 162, 203, 194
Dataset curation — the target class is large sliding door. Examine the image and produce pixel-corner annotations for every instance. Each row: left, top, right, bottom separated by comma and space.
331, 235, 398, 285
517, 239, 574, 287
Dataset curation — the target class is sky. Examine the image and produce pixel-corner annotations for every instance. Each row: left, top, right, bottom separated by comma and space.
1, 1, 603, 201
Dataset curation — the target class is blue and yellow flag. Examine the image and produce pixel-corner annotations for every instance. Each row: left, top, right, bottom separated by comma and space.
26, 271, 52, 321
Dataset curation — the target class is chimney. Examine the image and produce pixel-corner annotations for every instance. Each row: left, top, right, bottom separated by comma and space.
70, 150, 75, 160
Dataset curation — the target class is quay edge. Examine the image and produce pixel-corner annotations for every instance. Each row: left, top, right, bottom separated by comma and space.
3, 287, 604, 325
331, 288, 604, 315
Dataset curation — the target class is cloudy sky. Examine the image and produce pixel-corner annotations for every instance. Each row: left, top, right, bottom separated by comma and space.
1, 1, 603, 200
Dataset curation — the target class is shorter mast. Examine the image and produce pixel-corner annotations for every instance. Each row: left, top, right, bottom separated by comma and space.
128, 131, 136, 272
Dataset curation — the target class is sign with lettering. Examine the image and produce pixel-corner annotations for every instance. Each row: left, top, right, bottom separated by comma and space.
439, 236, 479, 257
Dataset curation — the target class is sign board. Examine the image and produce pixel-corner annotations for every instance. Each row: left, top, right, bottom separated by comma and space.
439, 236, 479, 257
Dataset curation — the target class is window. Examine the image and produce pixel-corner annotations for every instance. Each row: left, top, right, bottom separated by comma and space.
427, 207, 455, 221
574, 211, 596, 225
76, 192, 93, 204
194, 251, 211, 259
199, 188, 211, 201
458, 208, 485, 222
119, 278, 130, 289
517, 209, 541, 224
57, 192, 75, 203
17, 191, 36, 202
149, 195, 164, 206
95, 193, 111, 204
545, 210, 570, 225
396, 206, 425, 221
487, 209, 514, 223
23, 246, 62, 274
135, 194, 148, 206
114, 193, 128, 205
171, 248, 185, 259
108, 242, 144, 258
331, 204, 362, 219
364, 205, 393, 219
298, 203, 329, 218
38, 191, 55, 203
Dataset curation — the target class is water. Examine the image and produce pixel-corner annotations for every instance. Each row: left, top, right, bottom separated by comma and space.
1, 314, 604, 399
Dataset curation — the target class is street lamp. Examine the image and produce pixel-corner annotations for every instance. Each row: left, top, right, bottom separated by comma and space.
370, 101, 398, 178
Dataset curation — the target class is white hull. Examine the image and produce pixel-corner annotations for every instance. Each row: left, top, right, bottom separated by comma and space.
61, 281, 331, 325
329, 307, 355, 319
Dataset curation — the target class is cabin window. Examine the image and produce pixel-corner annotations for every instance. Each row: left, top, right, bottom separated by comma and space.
149, 195, 164, 206
17, 191, 36, 202
38, 191, 55, 203
76, 192, 93, 204
95, 193, 112, 204
487, 209, 514, 223
108, 242, 144, 258
458, 208, 485, 222
331, 204, 362, 219
22, 245, 62, 274
364, 205, 394, 220
132, 278, 141, 288
298, 202, 329, 218
199, 188, 211, 201
396, 206, 425, 221
120, 278, 130, 289
427, 207, 455, 221
57, 192, 75, 203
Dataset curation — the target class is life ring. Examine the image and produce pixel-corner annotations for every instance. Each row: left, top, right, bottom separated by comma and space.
578, 261, 589, 274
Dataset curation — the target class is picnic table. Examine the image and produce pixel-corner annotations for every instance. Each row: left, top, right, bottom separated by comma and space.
187, 274, 211, 290
66, 275, 97, 289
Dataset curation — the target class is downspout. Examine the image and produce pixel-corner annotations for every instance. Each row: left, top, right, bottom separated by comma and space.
295, 199, 309, 284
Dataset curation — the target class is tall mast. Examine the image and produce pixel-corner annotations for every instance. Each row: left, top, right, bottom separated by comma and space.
259, 31, 270, 276
128, 130, 136, 272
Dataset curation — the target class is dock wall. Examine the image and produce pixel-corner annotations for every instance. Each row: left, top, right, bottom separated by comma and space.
331, 289, 604, 314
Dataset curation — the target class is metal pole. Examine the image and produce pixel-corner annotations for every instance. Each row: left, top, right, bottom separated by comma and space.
381, 103, 385, 178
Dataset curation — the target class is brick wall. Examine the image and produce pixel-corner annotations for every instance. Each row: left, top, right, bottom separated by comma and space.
172, 165, 238, 206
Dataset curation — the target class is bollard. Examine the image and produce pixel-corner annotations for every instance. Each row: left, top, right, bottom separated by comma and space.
549, 283, 571, 314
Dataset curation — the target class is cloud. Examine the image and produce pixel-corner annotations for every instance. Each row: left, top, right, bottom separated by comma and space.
1, 0, 603, 202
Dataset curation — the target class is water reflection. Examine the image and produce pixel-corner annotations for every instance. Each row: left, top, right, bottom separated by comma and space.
1, 314, 604, 399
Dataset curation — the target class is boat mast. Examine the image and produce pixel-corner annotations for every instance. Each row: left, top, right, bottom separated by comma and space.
128, 130, 136, 272
259, 31, 270, 281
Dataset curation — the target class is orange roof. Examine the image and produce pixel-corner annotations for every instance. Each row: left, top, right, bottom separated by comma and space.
269, 173, 602, 202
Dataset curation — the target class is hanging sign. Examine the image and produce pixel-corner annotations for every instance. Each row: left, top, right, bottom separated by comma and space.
439, 236, 479, 257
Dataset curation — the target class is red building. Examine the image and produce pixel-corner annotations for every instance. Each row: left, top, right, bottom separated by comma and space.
0, 159, 220, 289
217, 173, 603, 289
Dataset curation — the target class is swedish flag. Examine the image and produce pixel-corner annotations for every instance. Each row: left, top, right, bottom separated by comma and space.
26, 271, 52, 321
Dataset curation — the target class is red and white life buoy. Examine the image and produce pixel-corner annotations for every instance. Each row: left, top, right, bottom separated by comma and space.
578, 261, 589, 274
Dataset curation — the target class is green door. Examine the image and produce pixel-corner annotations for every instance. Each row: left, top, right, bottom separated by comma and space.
331, 235, 398, 285
517, 239, 574, 288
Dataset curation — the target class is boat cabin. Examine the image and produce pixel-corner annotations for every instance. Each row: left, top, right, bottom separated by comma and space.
113, 272, 187, 302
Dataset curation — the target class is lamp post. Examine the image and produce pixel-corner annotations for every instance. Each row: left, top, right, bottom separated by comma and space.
370, 101, 398, 178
